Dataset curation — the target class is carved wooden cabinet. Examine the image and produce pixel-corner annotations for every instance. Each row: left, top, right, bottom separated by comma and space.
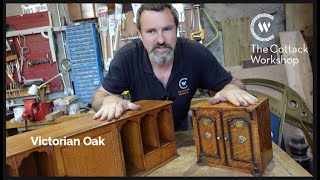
190, 97, 273, 176
6, 100, 178, 176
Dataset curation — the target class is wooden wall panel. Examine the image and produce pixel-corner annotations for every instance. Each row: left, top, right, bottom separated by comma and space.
279, 31, 313, 112
285, 4, 313, 55
221, 17, 252, 67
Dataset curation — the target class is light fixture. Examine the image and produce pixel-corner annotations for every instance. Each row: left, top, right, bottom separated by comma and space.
28, 73, 66, 95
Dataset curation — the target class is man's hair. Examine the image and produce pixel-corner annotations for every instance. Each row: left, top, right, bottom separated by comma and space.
136, 3, 179, 32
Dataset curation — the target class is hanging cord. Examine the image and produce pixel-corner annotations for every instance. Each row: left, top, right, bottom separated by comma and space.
201, 8, 219, 47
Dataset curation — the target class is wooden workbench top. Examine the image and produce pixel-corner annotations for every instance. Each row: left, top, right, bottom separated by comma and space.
148, 130, 312, 177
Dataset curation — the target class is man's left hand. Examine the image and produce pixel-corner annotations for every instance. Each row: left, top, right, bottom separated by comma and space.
208, 82, 258, 106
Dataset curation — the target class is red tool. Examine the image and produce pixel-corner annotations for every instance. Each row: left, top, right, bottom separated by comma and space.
22, 98, 53, 121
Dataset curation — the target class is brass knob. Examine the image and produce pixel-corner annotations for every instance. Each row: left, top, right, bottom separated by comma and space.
237, 135, 247, 144
204, 132, 212, 140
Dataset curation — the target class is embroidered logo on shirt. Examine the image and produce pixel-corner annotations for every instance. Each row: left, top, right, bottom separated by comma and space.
179, 78, 188, 89
178, 78, 189, 96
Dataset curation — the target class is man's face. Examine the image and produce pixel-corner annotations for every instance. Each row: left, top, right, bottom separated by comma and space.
139, 8, 177, 65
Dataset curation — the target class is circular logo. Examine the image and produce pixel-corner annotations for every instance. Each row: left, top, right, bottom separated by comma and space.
250, 13, 274, 42
179, 78, 188, 89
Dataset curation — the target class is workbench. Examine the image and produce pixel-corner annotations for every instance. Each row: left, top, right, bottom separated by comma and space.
6, 113, 312, 177
6, 113, 86, 136
148, 130, 312, 177
6, 113, 84, 129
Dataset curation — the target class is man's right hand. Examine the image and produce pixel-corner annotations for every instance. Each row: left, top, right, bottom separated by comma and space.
93, 95, 140, 121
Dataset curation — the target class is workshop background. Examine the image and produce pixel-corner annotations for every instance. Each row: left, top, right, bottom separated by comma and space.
5, 3, 314, 174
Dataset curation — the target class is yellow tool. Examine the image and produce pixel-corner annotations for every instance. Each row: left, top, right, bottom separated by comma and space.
6, 64, 15, 83
189, 4, 205, 44
190, 29, 205, 42
121, 90, 130, 100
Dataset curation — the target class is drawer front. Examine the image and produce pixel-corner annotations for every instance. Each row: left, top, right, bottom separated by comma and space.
161, 143, 177, 161
144, 149, 162, 170
144, 143, 177, 170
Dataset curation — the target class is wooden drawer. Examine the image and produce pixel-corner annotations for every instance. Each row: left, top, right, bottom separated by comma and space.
161, 143, 178, 161
144, 149, 162, 170
144, 142, 177, 170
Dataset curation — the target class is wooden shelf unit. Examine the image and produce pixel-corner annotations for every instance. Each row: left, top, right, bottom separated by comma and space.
6, 100, 179, 176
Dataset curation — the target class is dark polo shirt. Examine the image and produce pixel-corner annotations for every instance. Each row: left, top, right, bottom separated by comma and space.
102, 38, 233, 131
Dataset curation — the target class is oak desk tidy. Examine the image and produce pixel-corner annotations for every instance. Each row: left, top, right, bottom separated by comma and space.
190, 97, 273, 176
6, 100, 178, 176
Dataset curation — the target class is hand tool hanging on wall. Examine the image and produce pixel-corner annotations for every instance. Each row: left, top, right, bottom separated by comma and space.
120, 35, 140, 41
17, 35, 30, 72
121, 13, 126, 36
56, 4, 67, 59
190, 6, 194, 32
6, 39, 11, 51
172, 4, 185, 38
61, 58, 73, 95
104, 11, 116, 73
179, 17, 185, 37
6, 24, 17, 55
190, 4, 205, 44
108, 13, 115, 59
6, 64, 15, 83
28, 57, 53, 66
113, 20, 121, 53
131, 3, 141, 24
57, 4, 74, 96
98, 6, 109, 71
113, 4, 123, 53
15, 59, 22, 83
7, 37, 17, 55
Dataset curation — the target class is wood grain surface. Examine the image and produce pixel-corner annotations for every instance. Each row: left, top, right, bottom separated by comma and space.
191, 97, 273, 176
6, 100, 179, 176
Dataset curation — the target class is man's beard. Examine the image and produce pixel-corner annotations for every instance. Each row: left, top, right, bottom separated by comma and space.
150, 43, 174, 65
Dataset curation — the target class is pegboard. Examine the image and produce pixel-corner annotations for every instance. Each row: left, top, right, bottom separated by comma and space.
6, 11, 63, 93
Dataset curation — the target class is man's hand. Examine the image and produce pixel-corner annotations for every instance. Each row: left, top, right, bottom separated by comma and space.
208, 81, 258, 106
93, 95, 140, 121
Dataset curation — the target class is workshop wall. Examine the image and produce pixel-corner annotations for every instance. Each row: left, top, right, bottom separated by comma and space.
6, 3, 73, 103
5, 3, 286, 102
203, 3, 285, 66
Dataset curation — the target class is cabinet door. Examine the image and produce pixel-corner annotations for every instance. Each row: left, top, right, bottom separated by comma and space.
222, 110, 258, 171
193, 109, 225, 166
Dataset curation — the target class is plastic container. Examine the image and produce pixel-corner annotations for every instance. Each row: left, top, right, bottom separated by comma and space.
13, 106, 25, 123
68, 103, 80, 115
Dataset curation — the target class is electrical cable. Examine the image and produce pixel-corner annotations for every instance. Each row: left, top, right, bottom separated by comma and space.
201, 8, 219, 47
